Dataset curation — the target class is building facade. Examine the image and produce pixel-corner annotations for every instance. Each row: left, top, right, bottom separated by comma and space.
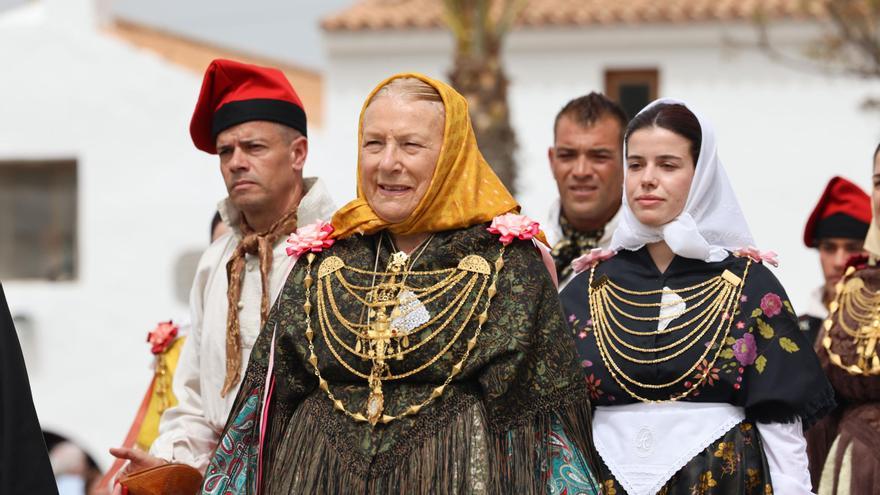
320, 0, 879, 313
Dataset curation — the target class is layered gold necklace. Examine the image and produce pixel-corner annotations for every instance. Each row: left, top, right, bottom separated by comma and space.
300, 240, 505, 426
824, 266, 880, 375
588, 261, 751, 402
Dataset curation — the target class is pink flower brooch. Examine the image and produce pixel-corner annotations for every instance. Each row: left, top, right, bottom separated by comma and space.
286, 220, 335, 257
147, 321, 179, 355
488, 213, 560, 287
733, 246, 779, 267
487, 213, 540, 246
571, 248, 616, 274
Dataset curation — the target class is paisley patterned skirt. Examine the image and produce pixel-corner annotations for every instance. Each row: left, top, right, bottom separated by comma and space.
598, 421, 773, 495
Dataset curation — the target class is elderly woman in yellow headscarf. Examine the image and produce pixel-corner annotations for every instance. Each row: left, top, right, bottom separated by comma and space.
199, 74, 600, 494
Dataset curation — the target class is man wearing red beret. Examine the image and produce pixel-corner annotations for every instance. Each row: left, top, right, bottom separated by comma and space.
109, 59, 336, 478
799, 176, 871, 345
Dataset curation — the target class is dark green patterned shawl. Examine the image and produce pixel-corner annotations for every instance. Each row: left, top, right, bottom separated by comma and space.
211, 223, 597, 494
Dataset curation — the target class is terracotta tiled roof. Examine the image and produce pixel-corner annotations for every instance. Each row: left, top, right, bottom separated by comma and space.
322, 0, 823, 31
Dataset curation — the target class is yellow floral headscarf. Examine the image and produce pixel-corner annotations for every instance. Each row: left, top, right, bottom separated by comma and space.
331, 73, 520, 239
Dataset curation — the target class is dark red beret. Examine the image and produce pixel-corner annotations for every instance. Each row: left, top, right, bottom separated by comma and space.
804, 176, 871, 247
190, 59, 306, 154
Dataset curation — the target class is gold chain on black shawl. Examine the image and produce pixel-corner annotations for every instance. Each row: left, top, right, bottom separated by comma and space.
587, 261, 751, 402
300, 245, 505, 427
824, 265, 880, 375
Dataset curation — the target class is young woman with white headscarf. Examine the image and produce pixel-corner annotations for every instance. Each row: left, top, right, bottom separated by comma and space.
559, 98, 834, 494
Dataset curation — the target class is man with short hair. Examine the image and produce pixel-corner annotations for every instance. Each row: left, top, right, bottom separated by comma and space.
110, 59, 335, 476
800, 176, 871, 345
547, 93, 628, 288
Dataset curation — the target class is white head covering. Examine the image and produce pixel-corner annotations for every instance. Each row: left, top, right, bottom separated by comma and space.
864, 148, 880, 261
609, 98, 754, 262
864, 201, 880, 261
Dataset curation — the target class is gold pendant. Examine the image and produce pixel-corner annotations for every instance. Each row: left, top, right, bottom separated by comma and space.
366, 383, 384, 426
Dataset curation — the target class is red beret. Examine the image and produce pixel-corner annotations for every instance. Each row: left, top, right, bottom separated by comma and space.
190, 59, 306, 154
803, 176, 871, 247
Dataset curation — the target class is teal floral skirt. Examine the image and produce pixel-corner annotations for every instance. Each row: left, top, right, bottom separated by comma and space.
598, 421, 772, 495
546, 417, 600, 494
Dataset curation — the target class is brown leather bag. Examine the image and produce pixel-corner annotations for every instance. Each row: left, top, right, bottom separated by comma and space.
118, 463, 203, 495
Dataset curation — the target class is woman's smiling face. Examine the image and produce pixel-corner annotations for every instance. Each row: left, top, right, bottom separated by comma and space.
359, 94, 445, 224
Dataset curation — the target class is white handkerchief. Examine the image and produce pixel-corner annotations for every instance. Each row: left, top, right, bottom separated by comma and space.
593, 402, 745, 495
657, 287, 685, 332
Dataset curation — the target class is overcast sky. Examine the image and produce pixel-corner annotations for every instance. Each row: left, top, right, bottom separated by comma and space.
112, 0, 353, 70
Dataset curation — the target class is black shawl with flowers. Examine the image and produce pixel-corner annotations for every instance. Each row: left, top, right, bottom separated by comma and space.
560, 248, 834, 426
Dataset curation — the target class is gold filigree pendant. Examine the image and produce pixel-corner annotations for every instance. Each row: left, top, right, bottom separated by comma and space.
366, 384, 384, 426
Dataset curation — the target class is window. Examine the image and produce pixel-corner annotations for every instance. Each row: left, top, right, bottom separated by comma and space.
605, 69, 660, 120
0, 160, 77, 281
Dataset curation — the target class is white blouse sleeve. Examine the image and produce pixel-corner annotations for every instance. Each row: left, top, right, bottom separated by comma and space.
756, 420, 814, 495
148, 249, 222, 473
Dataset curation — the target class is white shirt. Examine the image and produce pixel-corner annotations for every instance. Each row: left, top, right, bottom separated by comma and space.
545, 198, 620, 289
149, 177, 336, 472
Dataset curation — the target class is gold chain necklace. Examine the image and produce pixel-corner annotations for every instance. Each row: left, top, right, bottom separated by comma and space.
301, 245, 506, 426
602, 279, 726, 334
824, 265, 880, 375
588, 261, 751, 402
326, 270, 468, 333
598, 287, 727, 358
319, 272, 480, 361
606, 276, 720, 304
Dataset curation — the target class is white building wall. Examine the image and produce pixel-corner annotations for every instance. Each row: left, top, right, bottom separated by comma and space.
322, 22, 879, 315
0, 2, 227, 466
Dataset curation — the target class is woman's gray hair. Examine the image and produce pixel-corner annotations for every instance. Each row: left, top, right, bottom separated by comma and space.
367, 77, 443, 107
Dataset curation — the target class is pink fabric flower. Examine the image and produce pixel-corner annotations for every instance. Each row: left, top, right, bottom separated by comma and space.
147, 321, 179, 355
734, 246, 779, 267
487, 213, 540, 246
571, 248, 616, 274
286, 220, 335, 257
733, 333, 757, 366
760, 293, 783, 318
